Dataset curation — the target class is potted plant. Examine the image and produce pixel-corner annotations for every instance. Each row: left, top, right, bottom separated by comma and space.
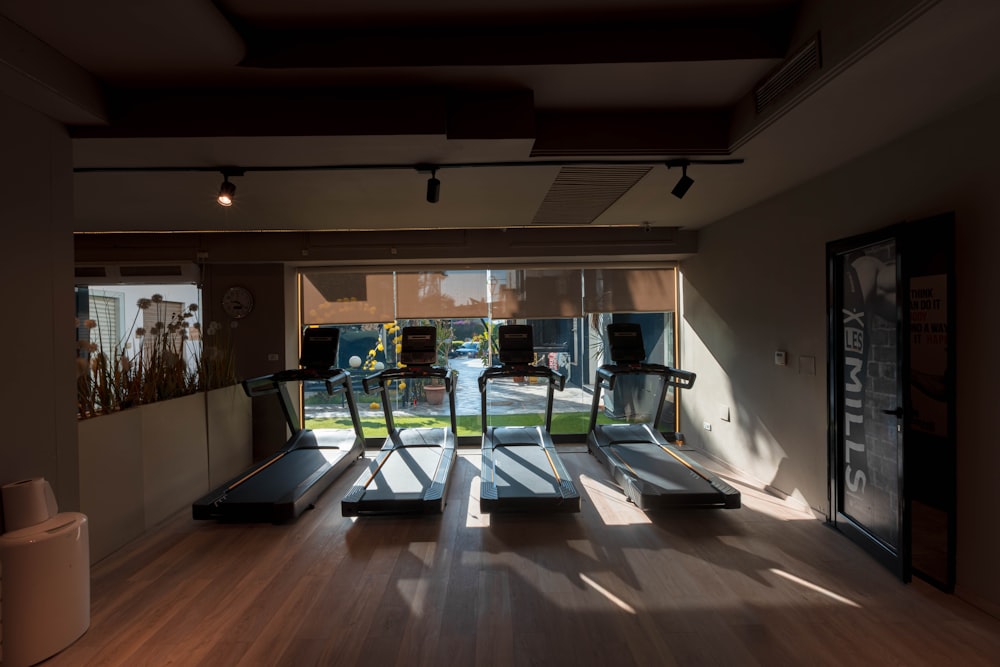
423, 319, 455, 405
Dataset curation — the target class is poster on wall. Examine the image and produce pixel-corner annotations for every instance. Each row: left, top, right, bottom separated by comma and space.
909, 274, 949, 437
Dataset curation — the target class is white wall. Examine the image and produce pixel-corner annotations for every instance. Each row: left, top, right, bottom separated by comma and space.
0, 94, 77, 514
680, 86, 1000, 615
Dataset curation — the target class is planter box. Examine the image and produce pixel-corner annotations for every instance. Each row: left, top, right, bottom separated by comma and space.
206, 383, 253, 488
78, 407, 145, 564
141, 392, 209, 530
78, 386, 252, 562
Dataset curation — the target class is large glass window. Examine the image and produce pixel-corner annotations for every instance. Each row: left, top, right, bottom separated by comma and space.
299, 267, 677, 441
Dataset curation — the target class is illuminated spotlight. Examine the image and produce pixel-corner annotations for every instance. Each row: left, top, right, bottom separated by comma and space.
217, 177, 236, 207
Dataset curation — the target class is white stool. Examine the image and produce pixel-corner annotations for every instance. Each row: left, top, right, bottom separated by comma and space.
0, 512, 90, 667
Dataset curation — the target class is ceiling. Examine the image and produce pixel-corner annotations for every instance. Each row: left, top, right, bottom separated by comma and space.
3, 0, 1000, 234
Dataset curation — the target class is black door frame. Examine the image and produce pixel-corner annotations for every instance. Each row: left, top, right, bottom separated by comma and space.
827, 213, 956, 589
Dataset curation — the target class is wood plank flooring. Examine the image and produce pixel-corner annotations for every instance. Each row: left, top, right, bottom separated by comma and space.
46, 447, 1000, 666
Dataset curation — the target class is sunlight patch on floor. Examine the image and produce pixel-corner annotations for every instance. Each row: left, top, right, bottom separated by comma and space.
408, 541, 436, 566
395, 578, 427, 617
769, 568, 862, 608
580, 573, 637, 614
577, 473, 652, 525
466, 475, 490, 528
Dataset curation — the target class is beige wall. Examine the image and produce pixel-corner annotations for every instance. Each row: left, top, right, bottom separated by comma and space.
680, 87, 1000, 614
201, 262, 291, 459
0, 94, 77, 516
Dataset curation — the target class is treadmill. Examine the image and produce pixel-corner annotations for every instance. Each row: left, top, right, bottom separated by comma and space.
192, 326, 365, 523
586, 322, 740, 510
479, 324, 581, 513
341, 325, 458, 515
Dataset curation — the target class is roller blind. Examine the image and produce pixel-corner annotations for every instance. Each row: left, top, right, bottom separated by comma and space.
396, 270, 488, 318
582, 268, 675, 313
88, 293, 122, 353
491, 268, 583, 318
301, 271, 395, 324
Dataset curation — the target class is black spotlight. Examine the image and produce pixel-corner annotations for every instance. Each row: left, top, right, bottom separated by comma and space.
217, 177, 236, 207
426, 169, 440, 204
671, 165, 694, 199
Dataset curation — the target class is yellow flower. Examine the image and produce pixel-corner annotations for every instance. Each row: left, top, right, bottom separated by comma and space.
398, 381, 406, 390
369, 402, 380, 410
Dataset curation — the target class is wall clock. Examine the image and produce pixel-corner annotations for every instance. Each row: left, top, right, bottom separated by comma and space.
221, 285, 254, 319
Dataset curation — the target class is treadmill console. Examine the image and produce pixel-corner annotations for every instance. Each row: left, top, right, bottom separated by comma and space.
607, 323, 646, 364
300, 325, 340, 370
399, 326, 437, 366
498, 324, 535, 364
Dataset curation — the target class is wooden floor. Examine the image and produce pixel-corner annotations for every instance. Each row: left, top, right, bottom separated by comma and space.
48, 447, 1000, 666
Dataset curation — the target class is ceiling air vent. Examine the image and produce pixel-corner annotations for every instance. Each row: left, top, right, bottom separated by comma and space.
75, 266, 107, 278
119, 265, 184, 277
754, 34, 822, 114
532, 166, 652, 225
74, 263, 200, 285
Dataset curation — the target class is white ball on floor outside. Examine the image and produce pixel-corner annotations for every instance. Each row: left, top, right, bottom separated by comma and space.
374, 361, 385, 370
348, 355, 362, 368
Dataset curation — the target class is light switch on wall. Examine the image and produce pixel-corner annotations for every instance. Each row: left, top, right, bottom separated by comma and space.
774, 350, 787, 366
799, 355, 816, 375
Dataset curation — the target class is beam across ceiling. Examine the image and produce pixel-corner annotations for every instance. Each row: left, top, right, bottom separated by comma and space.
230, 9, 797, 68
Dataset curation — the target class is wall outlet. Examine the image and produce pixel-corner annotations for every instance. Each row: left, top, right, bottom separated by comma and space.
774, 350, 787, 366
703, 421, 712, 431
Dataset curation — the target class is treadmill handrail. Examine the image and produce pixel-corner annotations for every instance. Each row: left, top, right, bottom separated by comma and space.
241, 366, 363, 440
362, 365, 457, 435
478, 363, 566, 393
362, 365, 454, 393
243, 367, 351, 398
479, 363, 565, 434
595, 364, 696, 391
589, 363, 696, 434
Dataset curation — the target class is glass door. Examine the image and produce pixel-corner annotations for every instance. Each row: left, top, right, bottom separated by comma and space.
828, 215, 956, 587
828, 231, 908, 580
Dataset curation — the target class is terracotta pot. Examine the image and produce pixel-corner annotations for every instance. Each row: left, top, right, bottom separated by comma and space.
423, 383, 446, 405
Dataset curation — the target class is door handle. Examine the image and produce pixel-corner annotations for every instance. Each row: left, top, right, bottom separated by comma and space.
881, 407, 904, 418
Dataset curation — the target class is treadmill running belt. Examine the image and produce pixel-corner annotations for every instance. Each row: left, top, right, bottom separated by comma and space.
608, 442, 721, 500
192, 444, 356, 522
300, 429, 364, 449
341, 426, 457, 515
222, 448, 347, 503
481, 427, 580, 513
358, 446, 446, 501
491, 445, 562, 497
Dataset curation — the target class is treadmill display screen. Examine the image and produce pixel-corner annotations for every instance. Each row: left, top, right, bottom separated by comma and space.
400, 326, 437, 366
607, 323, 646, 363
